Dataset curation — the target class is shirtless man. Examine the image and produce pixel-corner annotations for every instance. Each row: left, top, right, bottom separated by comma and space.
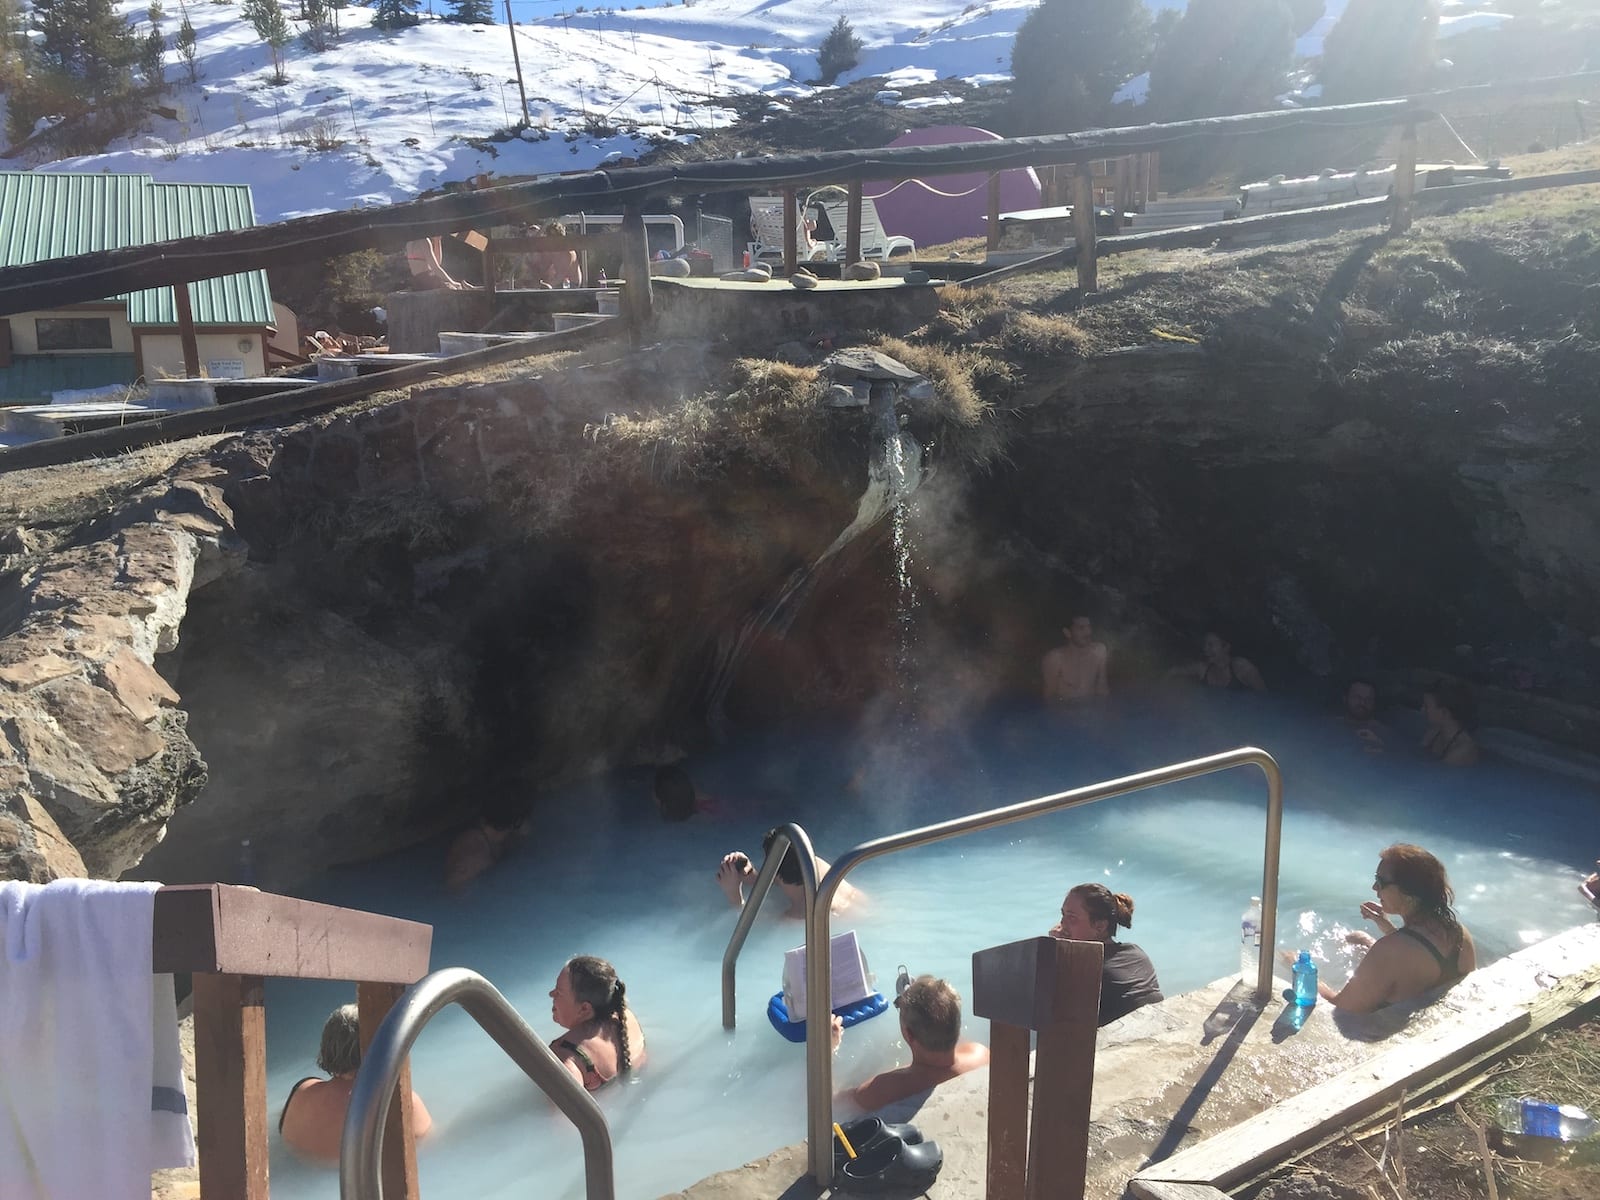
1041, 615, 1109, 703
1343, 678, 1386, 753
830, 976, 989, 1113
716, 827, 860, 917
525, 222, 583, 289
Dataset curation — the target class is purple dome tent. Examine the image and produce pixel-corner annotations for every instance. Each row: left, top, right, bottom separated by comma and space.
865, 126, 1042, 248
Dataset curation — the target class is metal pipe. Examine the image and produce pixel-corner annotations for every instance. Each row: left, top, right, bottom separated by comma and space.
721, 822, 817, 1030
804, 745, 1285, 1187
341, 967, 615, 1200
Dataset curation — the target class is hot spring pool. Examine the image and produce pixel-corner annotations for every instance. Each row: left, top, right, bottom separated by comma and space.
259, 691, 1598, 1199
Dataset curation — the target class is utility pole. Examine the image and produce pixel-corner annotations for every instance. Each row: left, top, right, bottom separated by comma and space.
504, 0, 531, 127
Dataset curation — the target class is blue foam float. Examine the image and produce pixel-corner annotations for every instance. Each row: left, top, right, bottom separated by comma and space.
767, 990, 890, 1043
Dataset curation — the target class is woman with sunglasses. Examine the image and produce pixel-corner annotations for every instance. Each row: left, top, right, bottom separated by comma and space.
1318, 844, 1476, 1013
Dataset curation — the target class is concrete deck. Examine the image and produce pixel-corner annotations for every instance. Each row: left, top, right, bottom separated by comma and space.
664, 923, 1600, 1200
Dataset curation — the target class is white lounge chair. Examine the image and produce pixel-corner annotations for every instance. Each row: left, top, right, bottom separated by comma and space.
747, 195, 835, 263
811, 188, 916, 261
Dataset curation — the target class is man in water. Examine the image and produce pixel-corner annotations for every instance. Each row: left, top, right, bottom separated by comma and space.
1343, 678, 1386, 753
716, 827, 860, 916
830, 976, 989, 1112
1041, 615, 1110, 703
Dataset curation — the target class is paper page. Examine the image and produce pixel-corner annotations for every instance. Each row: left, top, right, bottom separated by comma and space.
782, 930, 874, 1020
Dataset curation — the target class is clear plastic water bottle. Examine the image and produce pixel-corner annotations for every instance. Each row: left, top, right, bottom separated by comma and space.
1497, 1098, 1599, 1141
1292, 950, 1318, 1008
1240, 896, 1262, 982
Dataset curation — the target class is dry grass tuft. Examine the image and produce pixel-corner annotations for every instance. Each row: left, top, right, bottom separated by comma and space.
1002, 311, 1092, 359
924, 284, 1015, 341
872, 336, 1008, 468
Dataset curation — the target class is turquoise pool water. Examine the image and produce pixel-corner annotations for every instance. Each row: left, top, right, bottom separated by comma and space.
260, 690, 1598, 1199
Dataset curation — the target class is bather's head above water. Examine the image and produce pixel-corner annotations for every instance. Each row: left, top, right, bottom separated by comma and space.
1051, 883, 1136, 944
760, 827, 804, 884
552, 956, 627, 1029
316, 1003, 362, 1078
1374, 843, 1457, 923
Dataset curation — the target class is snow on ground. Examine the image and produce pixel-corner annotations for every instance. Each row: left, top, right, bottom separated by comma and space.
25, 0, 1520, 225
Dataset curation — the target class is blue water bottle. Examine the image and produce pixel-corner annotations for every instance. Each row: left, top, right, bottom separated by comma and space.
1292, 950, 1318, 1008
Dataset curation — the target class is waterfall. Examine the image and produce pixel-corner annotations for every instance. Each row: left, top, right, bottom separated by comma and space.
703, 389, 923, 737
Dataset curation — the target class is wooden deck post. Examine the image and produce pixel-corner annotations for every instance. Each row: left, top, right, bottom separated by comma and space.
846, 180, 863, 265
1113, 157, 1132, 231
359, 981, 422, 1200
192, 972, 270, 1200
1391, 121, 1419, 234
782, 185, 799, 274
1148, 151, 1160, 204
174, 282, 200, 377
621, 204, 654, 337
972, 936, 1103, 1200
1071, 163, 1098, 294
987, 173, 1003, 251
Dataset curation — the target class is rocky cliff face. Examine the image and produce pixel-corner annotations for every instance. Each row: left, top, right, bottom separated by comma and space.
4, 212, 1598, 884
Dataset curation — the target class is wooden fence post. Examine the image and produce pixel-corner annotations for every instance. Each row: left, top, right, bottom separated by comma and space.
192, 972, 270, 1200
1072, 163, 1098, 294
987, 173, 1003, 252
174, 282, 200, 377
1113, 157, 1132, 231
782, 185, 798, 274
972, 936, 1103, 1200
1148, 151, 1160, 204
621, 204, 653, 337
359, 981, 422, 1200
1391, 121, 1419, 234
846, 180, 863, 265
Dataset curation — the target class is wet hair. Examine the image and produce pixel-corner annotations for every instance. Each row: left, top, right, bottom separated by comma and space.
761, 827, 803, 885
1381, 844, 1464, 951
653, 765, 696, 822
566, 955, 634, 1073
1068, 883, 1136, 934
317, 1003, 362, 1076
1425, 678, 1477, 729
894, 976, 962, 1053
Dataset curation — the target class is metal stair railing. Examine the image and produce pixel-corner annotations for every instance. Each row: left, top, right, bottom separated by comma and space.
759, 745, 1284, 1187
721, 822, 818, 1030
341, 967, 616, 1200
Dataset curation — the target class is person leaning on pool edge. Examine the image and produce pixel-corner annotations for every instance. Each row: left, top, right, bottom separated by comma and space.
1291, 843, 1476, 1014
829, 975, 990, 1113
1049, 883, 1164, 1026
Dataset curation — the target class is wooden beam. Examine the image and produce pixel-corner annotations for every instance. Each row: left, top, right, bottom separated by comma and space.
985, 1023, 1030, 1200
1148, 151, 1160, 204
846, 180, 863, 265
987, 173, 1003, 251
485, 233, 623, 255
1392, 121, 1419, 234
174, 282, 200, 377
1113, 157, 1133, 231
1071, 163, 1098, 294
359, 981, 421, 1200
151, 884, 432, 983
620, 204, 654, 337
781, 186, 798, 274
0, 97, 1434, 316
192, 972, 269, 1200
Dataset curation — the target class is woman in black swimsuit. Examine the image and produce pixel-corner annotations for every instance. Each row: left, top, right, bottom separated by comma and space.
1317, 843, 1476, 1013
548, 956, 646, 1091
1171, 631, 1267, 692
1420, 678, 1479, 766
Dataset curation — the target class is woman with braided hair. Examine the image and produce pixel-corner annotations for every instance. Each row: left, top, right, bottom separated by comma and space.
1317, 843, 1476, 1013
548, 956, 647, 1090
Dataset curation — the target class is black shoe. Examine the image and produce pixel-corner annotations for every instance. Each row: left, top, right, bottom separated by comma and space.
834, 1115, 924, 1161
836, 1136, 943, 1194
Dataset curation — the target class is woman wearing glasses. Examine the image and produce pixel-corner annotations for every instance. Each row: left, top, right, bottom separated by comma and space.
1317, 844, 1476, 1013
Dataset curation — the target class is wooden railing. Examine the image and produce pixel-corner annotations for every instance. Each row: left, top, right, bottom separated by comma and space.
151, 884, 433, 1200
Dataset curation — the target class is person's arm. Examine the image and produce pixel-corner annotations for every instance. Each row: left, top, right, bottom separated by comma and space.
716, 852, 755, 908
1345, 901, 1395, 949
1233, 657, 1267, 692
1319, 939, 1400, 1013
566, 250, 583, 287
1443, 734, 1479, 766
409, 1090, 433, 1140
1094, 644, 1110, 697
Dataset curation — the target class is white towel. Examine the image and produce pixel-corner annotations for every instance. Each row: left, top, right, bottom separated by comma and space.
0, 879, 196, 1200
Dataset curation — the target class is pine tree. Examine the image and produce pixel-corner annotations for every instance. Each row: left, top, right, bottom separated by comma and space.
1010, 0, 1151, 134
243, 0, 292, 81
0, 0, 26, 90
1147, 0, 1296, 120
816, 15, 863, 85
301, 0, 334, 51
369, 0, 419, 30
31, 0, 143, 99
140, 4, 165, 89
1320, 0, 1440, 102
175, 7, 200, 81
443, 0, 493, 24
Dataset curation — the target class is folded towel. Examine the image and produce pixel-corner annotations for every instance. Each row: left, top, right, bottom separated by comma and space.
0, 879, 196, 1200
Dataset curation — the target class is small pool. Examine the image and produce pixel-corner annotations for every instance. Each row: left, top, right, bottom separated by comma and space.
261, 691, 1598, 1199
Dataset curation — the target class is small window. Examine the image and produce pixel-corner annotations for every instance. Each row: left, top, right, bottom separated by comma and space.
35, 317, 113, 351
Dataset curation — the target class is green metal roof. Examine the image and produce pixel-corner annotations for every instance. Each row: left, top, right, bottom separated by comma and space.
0, 353, 139, 403
0, 171, 274, 327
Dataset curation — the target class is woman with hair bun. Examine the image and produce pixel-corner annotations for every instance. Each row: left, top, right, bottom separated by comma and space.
548, 956, 646, 1090
1048, 883, 1164, 1026
1317, 843, 1476, 1013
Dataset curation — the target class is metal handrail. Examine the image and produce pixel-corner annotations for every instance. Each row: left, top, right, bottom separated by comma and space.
802, 746, 1284, 1186
721, 822, 818, 1029
341, 967, 616, 1200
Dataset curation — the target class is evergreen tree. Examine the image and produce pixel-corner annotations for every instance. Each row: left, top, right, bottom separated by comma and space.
816, 15, 863, 85
140, 4, 165, 89
175, 7, 200, 81
0, 0, 26, 90
369, 0, 419, 30
243, 0, 292, 80
301, 0, 334, 50
1320, 0, 1439, 102
1010, 0, 1151, 134
30, 0, 143, 99
1147, 0, 1296, 120
443, 0, 493, 24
